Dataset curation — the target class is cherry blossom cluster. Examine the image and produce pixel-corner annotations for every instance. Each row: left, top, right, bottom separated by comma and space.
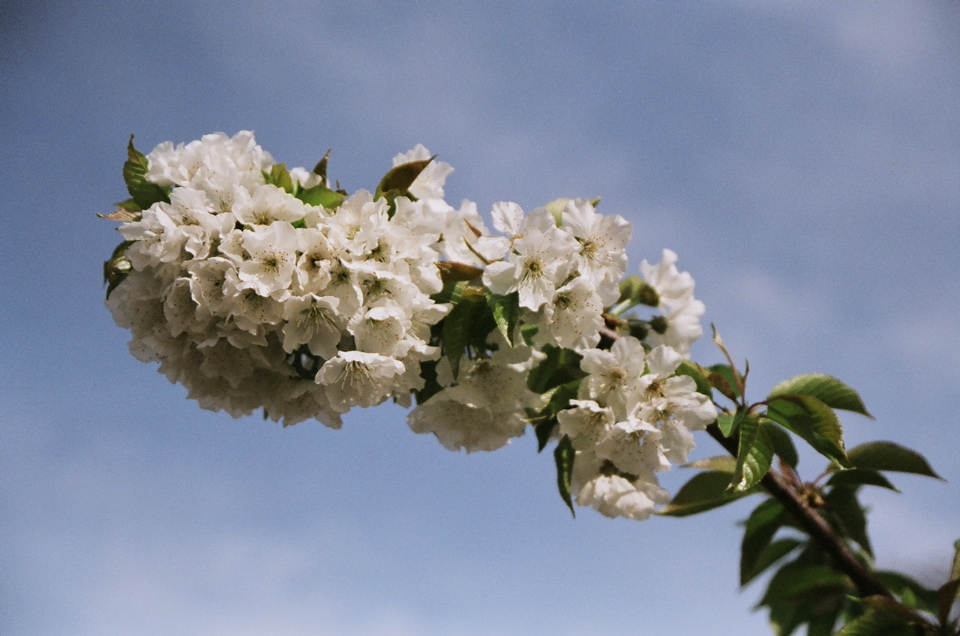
559, 339, 716, 520
104, 130, 713, 521
107, 132, 457, 428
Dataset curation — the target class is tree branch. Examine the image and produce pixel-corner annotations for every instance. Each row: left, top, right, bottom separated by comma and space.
600, 320, 924, 616
705, 423, 893, 599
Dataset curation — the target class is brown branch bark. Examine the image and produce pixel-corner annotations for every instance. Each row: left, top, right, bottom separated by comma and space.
705, 423, 893, 599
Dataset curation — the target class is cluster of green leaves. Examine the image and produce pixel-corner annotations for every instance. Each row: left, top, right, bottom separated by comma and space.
119, 135, 171, 213
660, 348, 957, 636
101, 136, 173, 297
527, 345, 586, 515
413, 272, 527, 402
261, 150, 437, 219
260, 154, 345, 216
263, 147, 438, 220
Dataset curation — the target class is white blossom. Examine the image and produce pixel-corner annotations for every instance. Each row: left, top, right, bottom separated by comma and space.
640, 249, 705, 356
107, 130, 711, 524
557, 399, 615, 450
145, 130, 272, 201
281, 294, 342, 359
483, 218, 578, 311
288, 166, 325, 190
531, 277, 604, 350
293, 227, 340, 293
233, 184, 308, 226
407, 345, 542, 452
579, 336, 647, 419
236, 222, 300, 299
575, 470, 670, 522
490, 201, 525, 238
118, 204, 182, 270
562, 199, 631, 302
316, 350, 405, 412
348, 300, 411, 358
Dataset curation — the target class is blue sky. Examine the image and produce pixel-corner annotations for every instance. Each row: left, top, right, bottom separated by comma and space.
2, 2, 959, 634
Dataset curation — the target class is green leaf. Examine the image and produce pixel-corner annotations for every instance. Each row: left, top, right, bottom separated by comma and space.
939, 539, 960, 625
708, 363, 741, 401
114, 197, 142, 212
466, 301, 497, 353
732, 416, 775, 492
519, 323, 538, 346
296, 183, 345, 209
625, 318, 650, 341
375, 157, 434, 200
676, 360, 713, 399
103, 240, 134, 299
951, 538, 960, 583
874, 571, 938, 614
123, 135, 169, 210
658, 470, 757, 517
717, 412, 740, 437
743, 538, 803, 587
534, 418, 557, 452
740, 499, 788, 585
766, 395, 849, 466
441, 289, 485, 378
545, 381, 581, 418
939, 579, 960, 627
488, 292, 521, 346
533, 380, 581, 452
826, 469, 900, 492
412, 359, 442, 405
761, 570, 847, 635
526, 346, 584, 395
951, 538, 960, 584
759, 562, 849, 605
431, 279, 468, 305
824, 486, 872, 556
441, 306, 468, 378
764, 420, 799, 469
806, 600, 845, 636
768, 373, 872, 418
554, 435, 576, 517
833, 614, 918, 636
264, 162, 295, 193
312, 149, 331, 181
834, 596, 927, 636
767, 601, 805, 636
845, 441, 942, 480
